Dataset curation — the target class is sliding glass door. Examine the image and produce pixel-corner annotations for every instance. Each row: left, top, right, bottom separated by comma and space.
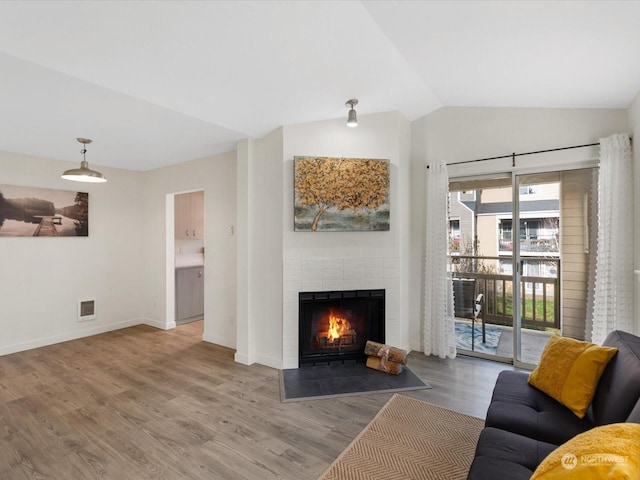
450, 168, 596, 367
449, 176, 514, 362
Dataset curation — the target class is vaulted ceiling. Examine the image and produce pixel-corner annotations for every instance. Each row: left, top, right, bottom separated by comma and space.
0, 1, 638, 170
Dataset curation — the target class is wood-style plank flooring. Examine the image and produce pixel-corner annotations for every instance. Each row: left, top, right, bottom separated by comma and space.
0, 322, 515, 479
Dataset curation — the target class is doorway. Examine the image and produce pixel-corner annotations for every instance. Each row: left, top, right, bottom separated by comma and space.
449, 168, 597, 367
166, 190, 205, 329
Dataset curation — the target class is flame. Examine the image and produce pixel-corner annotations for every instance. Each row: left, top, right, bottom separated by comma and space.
327, 311, 350, 341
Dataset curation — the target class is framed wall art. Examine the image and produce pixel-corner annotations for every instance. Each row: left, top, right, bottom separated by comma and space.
0, 184, 89, 237
294, 156, 390, 232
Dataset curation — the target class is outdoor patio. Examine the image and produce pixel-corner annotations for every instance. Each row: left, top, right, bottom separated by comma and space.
455, 319, 554, 365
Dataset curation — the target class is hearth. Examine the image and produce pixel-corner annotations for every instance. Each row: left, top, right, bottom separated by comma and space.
298, 289, 385, 366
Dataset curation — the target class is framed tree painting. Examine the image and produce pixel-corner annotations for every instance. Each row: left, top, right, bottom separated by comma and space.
294, 156, 390, 231
0, 184, 89, 237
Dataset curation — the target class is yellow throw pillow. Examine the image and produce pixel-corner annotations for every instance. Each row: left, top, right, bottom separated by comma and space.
528, 335, 617, 418
531, 423, 640, 480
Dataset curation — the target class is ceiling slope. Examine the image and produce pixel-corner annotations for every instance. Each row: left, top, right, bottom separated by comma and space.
0, 1, 637, 170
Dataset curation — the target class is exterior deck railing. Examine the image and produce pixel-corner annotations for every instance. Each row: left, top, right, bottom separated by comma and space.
451, 255, 560, 330
498, 238, 559, 253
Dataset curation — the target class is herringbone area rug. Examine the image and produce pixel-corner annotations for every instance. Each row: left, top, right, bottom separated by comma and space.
319, 394, 484, 480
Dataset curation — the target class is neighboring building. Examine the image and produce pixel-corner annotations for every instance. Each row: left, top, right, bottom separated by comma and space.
449, 183, 560, 279
448, 170, 595, 340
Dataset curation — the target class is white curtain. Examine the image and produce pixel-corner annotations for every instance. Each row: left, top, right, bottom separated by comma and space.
591, 133, 634, 344
423, 159, 456, 358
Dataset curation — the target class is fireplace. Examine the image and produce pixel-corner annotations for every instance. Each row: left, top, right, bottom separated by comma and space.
298, 289, 385, 366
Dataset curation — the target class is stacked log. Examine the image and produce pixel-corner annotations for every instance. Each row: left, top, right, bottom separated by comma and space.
364, 340, 407, 375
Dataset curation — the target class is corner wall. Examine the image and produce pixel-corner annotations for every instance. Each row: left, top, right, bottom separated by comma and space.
281, 112, 412, 368
628, 91, 640, 335
140, 151, 237, 348
235, 129, 284, 368
235, 112, 412, 369
410, 107, 629, 351
0, 152, 144, 354
0, 148, 238, 357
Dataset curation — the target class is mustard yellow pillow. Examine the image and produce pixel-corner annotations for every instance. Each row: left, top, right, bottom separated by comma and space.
528, 335, 617, 418
531, 423, 640, 480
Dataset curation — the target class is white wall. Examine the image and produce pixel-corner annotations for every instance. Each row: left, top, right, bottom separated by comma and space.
628, 91, 640, 335
235, 129, 284, 368
250, 128, 284, 368
235, 139, 252, 364
283, 112, 409, 257
280, 112, 412, 368
0, 151, 144, 354
1, 105, 634, 365
409, 107, 629, 351
236, 112, 412, 369
175, 238, 204, 254
140, 151, 237, 347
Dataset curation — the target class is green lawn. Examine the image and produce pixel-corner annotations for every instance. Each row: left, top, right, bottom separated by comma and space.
495, 295, 555, 321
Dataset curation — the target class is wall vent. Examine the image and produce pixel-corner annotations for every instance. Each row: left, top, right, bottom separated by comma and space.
78, 299, 96, 321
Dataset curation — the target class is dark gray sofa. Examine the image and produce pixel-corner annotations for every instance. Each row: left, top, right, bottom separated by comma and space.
467, 330, 640, 480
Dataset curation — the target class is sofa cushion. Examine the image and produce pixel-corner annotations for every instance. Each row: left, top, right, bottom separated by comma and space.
467, 456, 534, 480
475, 427, 557, 470
528, 335, 617, 418
486, 370, 594, 445
466, 427, 557, 480
625, 398, 640, 423
531, 423, 640, 479
587, 330, 640, 425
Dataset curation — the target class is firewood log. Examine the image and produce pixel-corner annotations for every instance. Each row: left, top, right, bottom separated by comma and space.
366, 356, 403, 375
364, 340, 408, 364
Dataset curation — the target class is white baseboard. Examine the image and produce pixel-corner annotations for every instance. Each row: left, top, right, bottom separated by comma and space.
0, 318, 143, 356
234, 351, 281, 368
143, 317, 176, 330
282, 358, 298, 369
202, 332, 234, 349
253, 354, 281, 370
234, 352, 252, 365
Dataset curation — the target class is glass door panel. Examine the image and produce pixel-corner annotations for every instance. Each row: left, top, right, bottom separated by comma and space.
450, 168, 596, 367
515, 169, 596, 367
449, 178, 513, 361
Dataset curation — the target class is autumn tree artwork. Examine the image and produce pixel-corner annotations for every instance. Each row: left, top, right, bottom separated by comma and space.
294, 156, 390, 231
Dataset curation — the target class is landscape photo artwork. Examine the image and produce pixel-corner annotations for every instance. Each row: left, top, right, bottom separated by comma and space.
294, 156, 390, 231
0, 184, 89, 237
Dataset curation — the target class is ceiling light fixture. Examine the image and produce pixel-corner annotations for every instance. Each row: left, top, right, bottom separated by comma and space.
61, 138, 107, 183
345, 99, 358, 127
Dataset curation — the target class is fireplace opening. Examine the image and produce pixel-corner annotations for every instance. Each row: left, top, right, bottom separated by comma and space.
299, 289, 385, 366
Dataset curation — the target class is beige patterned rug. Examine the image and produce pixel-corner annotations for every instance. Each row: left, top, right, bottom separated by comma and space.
318, 394, 484, 480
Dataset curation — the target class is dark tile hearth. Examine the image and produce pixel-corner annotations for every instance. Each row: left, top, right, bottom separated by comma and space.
280, 362, 430, 402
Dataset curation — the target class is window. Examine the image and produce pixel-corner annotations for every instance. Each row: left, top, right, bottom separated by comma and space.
499, 219, 513, 251
521, 220, 541, 240
449, 219, 461, 251
519, 185, 536, 195
499, 218, 559, 253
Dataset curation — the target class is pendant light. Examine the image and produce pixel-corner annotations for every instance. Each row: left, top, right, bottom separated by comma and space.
345, 99, 358, 127
61, 138, 107, 183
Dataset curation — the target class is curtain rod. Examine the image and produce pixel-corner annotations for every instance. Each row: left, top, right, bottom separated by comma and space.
427, 137, 633, 169
427, 142, 600, 169
453, 142, 602, 167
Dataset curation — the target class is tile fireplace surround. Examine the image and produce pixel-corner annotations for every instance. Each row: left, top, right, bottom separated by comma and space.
282, 257, 401, 369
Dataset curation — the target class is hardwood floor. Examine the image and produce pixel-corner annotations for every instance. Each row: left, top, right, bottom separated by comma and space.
0, 322, 516, 479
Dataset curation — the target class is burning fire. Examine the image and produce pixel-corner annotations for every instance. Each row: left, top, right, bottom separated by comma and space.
327, 311, 351, 341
